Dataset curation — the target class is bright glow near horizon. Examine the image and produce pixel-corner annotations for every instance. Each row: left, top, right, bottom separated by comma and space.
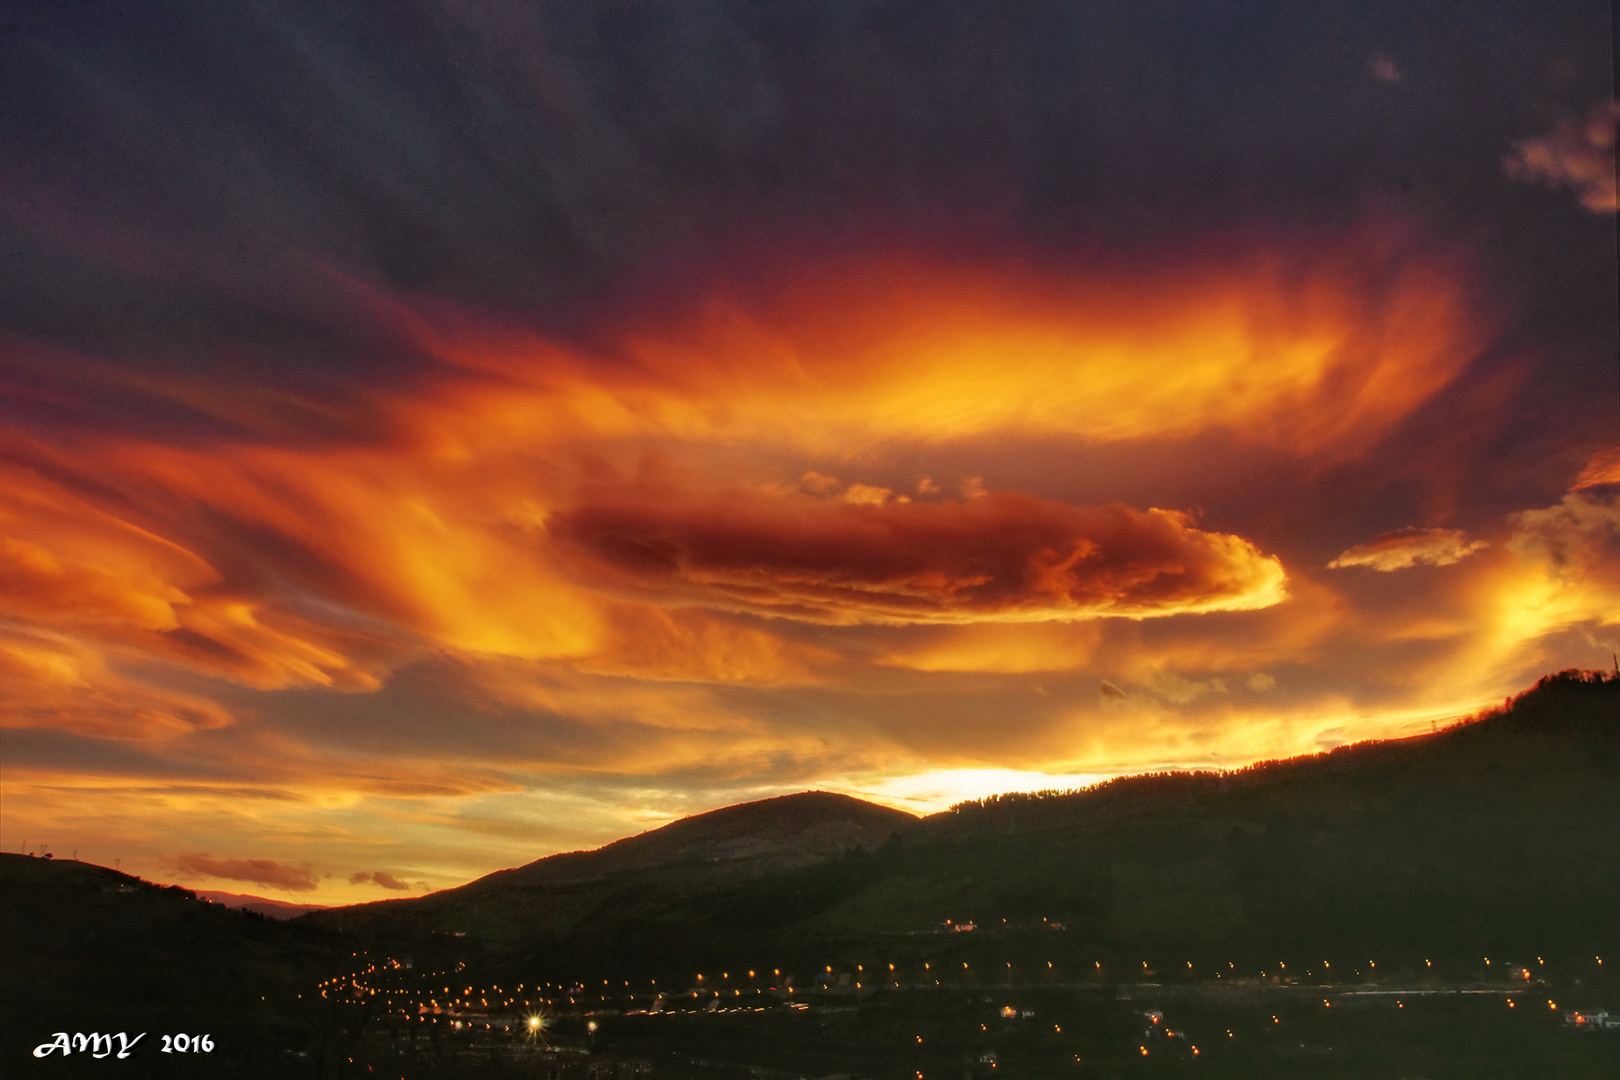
833, 769, 1113, 814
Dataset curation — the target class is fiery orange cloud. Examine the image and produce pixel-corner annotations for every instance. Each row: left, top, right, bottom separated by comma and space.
0, 225, 1467, 696
0, 626, 234, 739
0, 449, 397, 694
1504, 491, 1620, 609
1328, 527, 1488, 571
546, 484, 1286, 625
873, 622, 1107, 674
379, 222, 1483, 463
575, 605, 840, 685
0, 223, 1510, 838
1572, 448, 1620, 490
5, 0, 1611, 913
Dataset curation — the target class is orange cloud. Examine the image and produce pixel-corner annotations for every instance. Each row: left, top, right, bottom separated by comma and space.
349, 870, 410, 890
174, 853, 318, 892
577, 605, 839, 685
386, 222, 1482, 463
1504, 100, 1619, 213
875, 622, 1105, 674
0, 219, 1525, 865
547, 485, 1286, 624
1572, 447, 1620, 491
1328, 527, 1488, 571
0, 535, 191, 631
0, 627, 234, 739
0, 450, 398, 693
1506, 491, 1620, 603
0, 221, 1483, 729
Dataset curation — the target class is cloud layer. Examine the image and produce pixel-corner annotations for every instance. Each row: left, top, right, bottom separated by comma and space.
174, 854, 318, 893
1328, 527, 1489, 571
549, 486, 1287, 624
349, 870, 412, 891
1504, 100, 1619, 213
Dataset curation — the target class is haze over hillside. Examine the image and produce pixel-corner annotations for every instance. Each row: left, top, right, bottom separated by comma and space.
5, 670, 1615, 1078
303, 670, 1619, 978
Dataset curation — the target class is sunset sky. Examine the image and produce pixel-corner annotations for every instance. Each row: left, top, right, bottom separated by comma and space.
2, 0, 1615, 905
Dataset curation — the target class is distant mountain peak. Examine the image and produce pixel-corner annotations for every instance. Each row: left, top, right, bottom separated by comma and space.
479, 790, 916, 890
615, 790, 916, 849
193, 890, 329, 920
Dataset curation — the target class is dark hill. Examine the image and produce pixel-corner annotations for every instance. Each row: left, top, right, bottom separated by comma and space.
923, 666, 1620, 843
302, 790, 915, 946
0, 855, 347, 1078
308, 671, 1618, 982
794, 669, 1620, 961
5, 673, 1615, 1078
193, 888, 329, 920
493, 789, 917, 884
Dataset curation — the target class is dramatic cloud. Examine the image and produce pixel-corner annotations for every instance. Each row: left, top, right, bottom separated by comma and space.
1328, 527, 1489, 571
0, 447, 399, 693
1508, 491, 1620, 602
174, 854, 319, 893
0, 626, 234, 739
1573, 448, 1620, 491
547, 486, 1287, 624
0, 0, 1611, 903
349, 870, 410, 891
400, 234, 1482, 461
1504, 100, 1619, 213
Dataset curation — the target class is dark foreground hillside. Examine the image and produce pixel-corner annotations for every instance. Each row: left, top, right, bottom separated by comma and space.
883, 667, 1620, 960
0, 855, 351, 1078
278, 671, 1617, 1079
5, 671, 1616, 1078
318, 670, 1620, 982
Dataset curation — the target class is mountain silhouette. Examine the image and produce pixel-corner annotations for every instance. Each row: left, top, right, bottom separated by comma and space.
303, 789, 915, 945
303, 670, 1618, 977
6, 671, 1615, 1078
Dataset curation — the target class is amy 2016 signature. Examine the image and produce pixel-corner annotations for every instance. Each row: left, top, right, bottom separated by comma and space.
32, 1032, 214, 1058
